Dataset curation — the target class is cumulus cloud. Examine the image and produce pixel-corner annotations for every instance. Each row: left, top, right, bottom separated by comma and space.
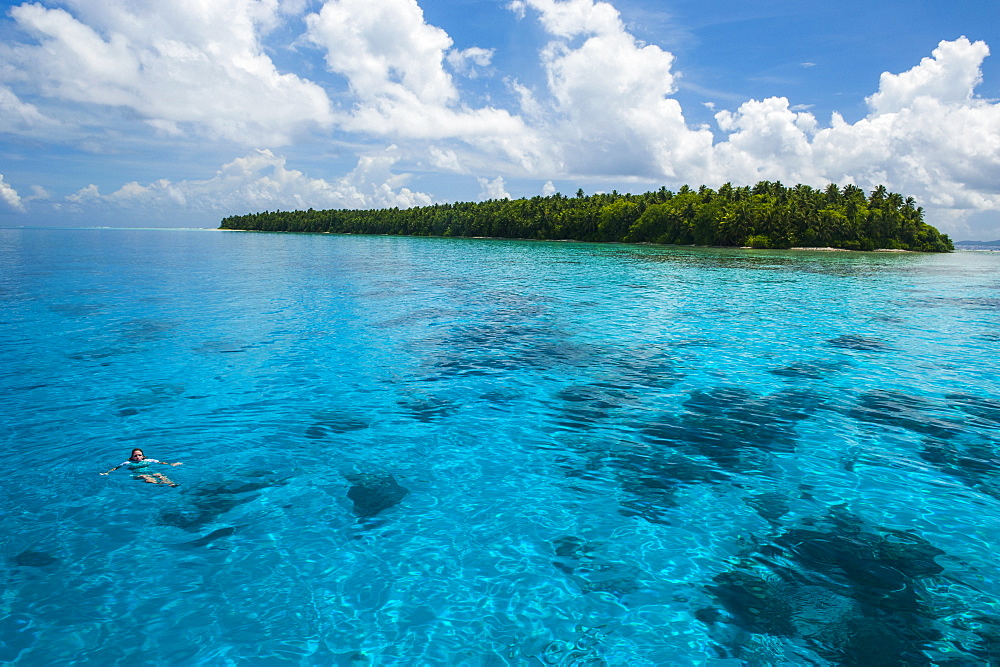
62, 149, 431, 220
3, 0, 333, 144
477, 176, 510, 200
867, 37, 989, 115
305, 0, 545, 170
429, 147, 463, 172
518, 0, 622, 38
306, 0, 456, 109
446, 47, 495, 77
510, 0, 713, 178
0, 175, 26, 213
712, 97, 821, 184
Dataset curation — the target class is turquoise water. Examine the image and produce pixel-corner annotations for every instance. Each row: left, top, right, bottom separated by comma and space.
1, 228, 999, 665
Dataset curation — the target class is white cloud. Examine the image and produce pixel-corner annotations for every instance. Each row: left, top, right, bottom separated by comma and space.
306, 0, 456, 108
522, 0, 623, 39
4, 0, 333, 145
62, 149, 431, 220
711, 97, 820, 184
0, 175, 26, 213
66, 183, 100, 204
867, 37, 989, 116
25, 185, 51, 202
507, 1, 527, 21
477, 175, 510, 200
510, 0, 714, 178
541, 180, 556, 196
0, 84, 61, 134
429, 147, 463, 172
446, 47, 495, 77
508, 78, 545, 119
305, 0, 546, 170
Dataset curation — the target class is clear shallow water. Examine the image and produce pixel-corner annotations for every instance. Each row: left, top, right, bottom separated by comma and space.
1, 228, 999, 665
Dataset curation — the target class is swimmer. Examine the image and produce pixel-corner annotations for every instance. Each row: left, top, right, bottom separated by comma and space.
101, 448, 183, 487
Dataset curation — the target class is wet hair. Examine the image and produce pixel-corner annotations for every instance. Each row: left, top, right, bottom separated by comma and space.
130, 448, 144, 459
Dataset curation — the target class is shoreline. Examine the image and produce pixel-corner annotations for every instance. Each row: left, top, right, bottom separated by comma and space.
219, 229, 932, 252
788, 246, 912, 253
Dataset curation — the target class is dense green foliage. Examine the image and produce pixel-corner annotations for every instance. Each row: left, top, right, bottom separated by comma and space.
219, 181, 953, 252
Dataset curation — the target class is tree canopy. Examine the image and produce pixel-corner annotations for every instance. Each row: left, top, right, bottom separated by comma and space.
219, 181, 953, 252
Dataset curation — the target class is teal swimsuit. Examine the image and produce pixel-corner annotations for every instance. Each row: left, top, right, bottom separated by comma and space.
121, 459, 160, 477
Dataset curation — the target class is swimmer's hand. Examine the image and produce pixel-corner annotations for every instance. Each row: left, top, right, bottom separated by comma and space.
170, 462, 183, 467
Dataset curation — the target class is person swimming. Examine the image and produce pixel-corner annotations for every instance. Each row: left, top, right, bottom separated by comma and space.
101, 448, 183, 487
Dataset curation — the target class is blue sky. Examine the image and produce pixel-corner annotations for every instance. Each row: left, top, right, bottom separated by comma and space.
0, 0, 998, 238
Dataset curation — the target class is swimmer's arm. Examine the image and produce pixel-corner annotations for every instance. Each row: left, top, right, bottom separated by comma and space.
159, 461, 183, 467
101, 464, 121, 475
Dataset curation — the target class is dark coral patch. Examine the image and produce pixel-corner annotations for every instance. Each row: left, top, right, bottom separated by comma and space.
14, 550, 60, 567
345, 473, 409, 518
397, 395, 457, 423
157, 475, 287, 530
919, 437, 1000, 499
850, 390, 962, 439
768, 361, 842, 380
946, 393, 1000, 426
827, 334, 891, 351
744, 492, 791, 524
549, 535, 642, 600
306, 413, 370, 439
643, 386, 820, 473
703, 506, 948, 665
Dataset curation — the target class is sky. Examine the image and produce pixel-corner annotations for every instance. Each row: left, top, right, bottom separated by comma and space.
0, 0, 998, 239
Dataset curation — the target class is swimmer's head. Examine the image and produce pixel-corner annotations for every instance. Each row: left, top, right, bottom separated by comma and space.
130, 448, 144, 460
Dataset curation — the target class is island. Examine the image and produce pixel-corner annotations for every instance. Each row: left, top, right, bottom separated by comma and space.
220, 181, 954, 252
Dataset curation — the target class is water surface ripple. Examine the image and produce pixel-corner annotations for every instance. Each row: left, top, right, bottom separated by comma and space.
1, 229, 998, 665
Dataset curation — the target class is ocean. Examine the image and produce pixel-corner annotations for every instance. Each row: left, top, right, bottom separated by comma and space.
1, 227, 998, 665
